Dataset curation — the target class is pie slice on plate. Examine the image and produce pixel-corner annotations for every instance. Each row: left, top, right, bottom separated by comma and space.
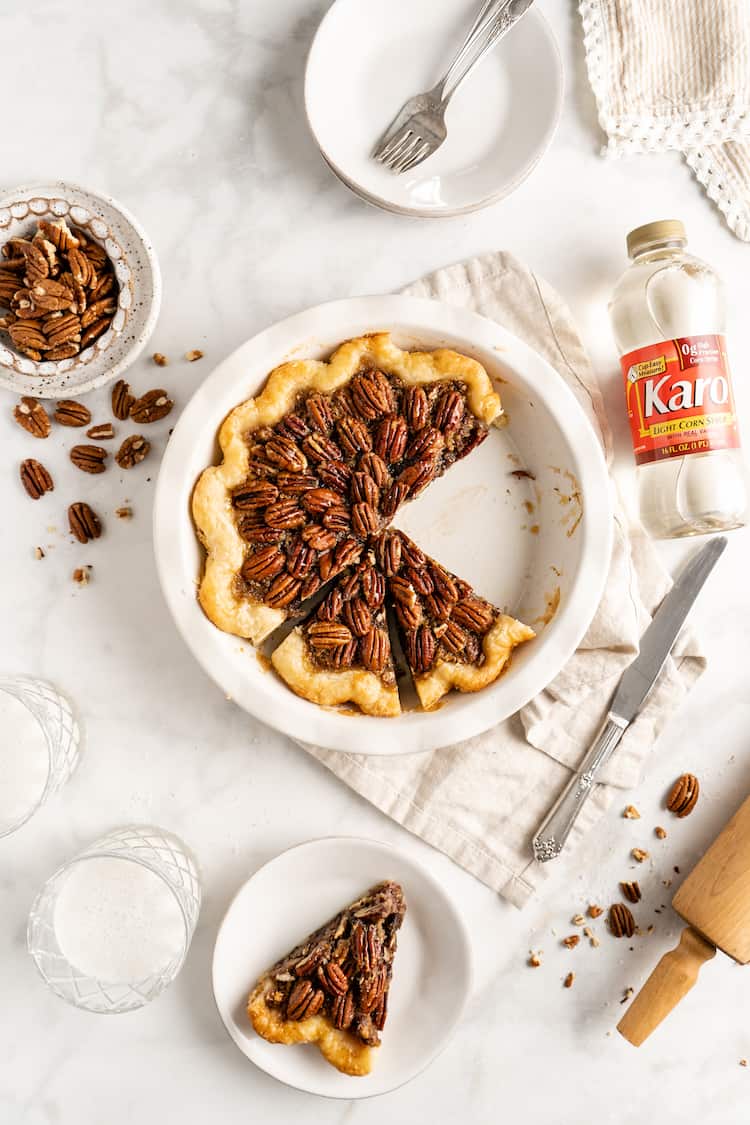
247, 880, 406, 1076
375, 529, 536, 711
272, 552, 400, 716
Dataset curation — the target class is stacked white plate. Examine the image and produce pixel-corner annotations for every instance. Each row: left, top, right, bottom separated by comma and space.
304, 0, 564, 218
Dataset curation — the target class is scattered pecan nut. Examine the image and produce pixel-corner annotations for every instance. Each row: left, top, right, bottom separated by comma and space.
631, 848, 649, 863
68, 501, 102, 543
666, 773, 700, 818
112, 379, 135, 420
185, 349, 203, 362
562, 935, 580, 949
130, 388, 174, 424
54, 399, 91, 427
20, 458, 53, 500
609, 902, 636, 938
87, 422, 115, 440
115, 434, 150, 469
620, 881, 642, 903
70, 444, 108, 474
14, 397, 50, 438
655, 826, 667, 840
623, 804, 640, 819
153, 352, 168, 366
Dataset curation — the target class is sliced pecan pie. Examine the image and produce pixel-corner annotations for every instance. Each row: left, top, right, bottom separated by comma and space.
272, 552, 400, 716
375, 529, 536, 711
247, 880, 406, 1076
192, 333, 502, 645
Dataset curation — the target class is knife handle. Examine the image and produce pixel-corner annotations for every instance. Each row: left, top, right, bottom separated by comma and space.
532, 713, 628, 862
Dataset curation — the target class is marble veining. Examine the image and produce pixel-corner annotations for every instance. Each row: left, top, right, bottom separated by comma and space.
2, 1, 750, 1122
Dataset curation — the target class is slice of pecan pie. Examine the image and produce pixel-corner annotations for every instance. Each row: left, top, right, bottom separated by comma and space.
375, 529, 535, 711
247, 880, 406, 1076
271, 552, 400, 716
192, 333, 502, 645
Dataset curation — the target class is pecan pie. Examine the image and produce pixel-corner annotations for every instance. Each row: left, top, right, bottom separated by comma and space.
272, 552, 399, 716
247, 880, 405, 1076
193, 332, 534, 714
376, 529, 535, 710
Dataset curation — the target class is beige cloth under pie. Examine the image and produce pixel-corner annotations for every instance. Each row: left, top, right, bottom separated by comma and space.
579, 0, 750, 240
301, 253, 705, 908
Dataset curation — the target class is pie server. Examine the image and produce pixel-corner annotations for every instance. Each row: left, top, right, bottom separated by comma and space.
532, 536, 727, 863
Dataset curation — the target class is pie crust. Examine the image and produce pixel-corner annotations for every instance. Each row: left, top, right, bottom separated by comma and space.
271, 628, 400, 717
415, 614, 536, 710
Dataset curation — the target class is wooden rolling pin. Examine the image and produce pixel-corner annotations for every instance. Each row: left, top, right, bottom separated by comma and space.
619, 791, 750, 1046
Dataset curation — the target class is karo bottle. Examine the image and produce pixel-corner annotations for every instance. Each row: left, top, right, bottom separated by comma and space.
609, 220, 747, 537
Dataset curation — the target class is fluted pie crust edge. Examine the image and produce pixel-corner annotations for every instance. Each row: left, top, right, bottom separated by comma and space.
272, 628, 401, 717
192, 332, 503, 645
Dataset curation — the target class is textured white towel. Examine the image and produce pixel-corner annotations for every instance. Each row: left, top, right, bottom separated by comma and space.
302, 253, 705, 908
580, 0, 750, 240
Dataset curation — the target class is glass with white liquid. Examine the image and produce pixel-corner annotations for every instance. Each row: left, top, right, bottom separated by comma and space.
0, 676, 81, 838
28, 825, 201, 1013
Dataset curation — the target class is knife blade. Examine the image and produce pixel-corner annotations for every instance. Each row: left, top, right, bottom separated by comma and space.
532, 535, 727, 863
610, 535, 727, 723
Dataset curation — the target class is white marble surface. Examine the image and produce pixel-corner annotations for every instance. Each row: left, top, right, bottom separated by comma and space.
2, 1, 750, 1122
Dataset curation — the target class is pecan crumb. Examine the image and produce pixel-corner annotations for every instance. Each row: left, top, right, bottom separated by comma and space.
115, 506, 133, 519
562, 935, 580, 949
571, 914, 586, 926
623, 804, 640, 819
620, 987, 634, 1005
153, 352, 169, 366
655, 826, 667, 839
564, 972, 575, 989
34, 546, 45, 560
528, 952, 542, 968
741, 1059, 748, 1068
632, 848, 649, 863
587, 904, 603, 918
73, 565, 92, 585
185, 348, 203, 362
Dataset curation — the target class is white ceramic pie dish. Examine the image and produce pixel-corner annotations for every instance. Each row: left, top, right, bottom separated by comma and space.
305, 0, 563, 217
153, 295, 612, 754
211, 836, 472, 1099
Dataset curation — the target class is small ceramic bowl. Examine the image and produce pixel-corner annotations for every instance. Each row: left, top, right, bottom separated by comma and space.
0, 182, 161, 399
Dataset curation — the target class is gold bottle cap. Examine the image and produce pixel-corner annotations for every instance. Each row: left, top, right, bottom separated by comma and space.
626, 220, 687, 258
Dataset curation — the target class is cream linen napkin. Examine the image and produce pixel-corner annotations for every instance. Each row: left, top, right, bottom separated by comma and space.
302, 253, 705, 908
579, 0, 750, 240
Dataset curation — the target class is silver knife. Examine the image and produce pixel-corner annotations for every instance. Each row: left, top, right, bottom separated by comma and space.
532, 536, 727, 863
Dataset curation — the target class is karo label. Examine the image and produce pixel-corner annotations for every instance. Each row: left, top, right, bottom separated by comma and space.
621, 334, 740, 465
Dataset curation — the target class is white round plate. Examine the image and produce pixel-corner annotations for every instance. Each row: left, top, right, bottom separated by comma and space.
153, 294, 612, 755
0, 182, 161, 398
304, 0, 563, 217
211, 837, 472, 1099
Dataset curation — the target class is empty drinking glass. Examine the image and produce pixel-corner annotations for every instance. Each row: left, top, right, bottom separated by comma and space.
0, 675, 82, 839
27, 825, 202, 1013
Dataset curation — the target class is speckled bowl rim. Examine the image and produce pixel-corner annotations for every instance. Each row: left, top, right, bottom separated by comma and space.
0, 182, 161, 399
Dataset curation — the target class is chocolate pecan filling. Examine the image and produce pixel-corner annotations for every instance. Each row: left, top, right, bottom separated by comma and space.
260, 880, 405, 1047
233, 368, 488, 621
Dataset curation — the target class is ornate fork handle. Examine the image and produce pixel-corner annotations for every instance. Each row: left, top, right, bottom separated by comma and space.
532, 714, 629, 862
435, 0, 517, 104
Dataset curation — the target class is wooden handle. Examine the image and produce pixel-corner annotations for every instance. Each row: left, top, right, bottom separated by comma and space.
617, 926, 716, 1046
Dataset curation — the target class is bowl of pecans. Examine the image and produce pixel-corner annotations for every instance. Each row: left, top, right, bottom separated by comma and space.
0, 182, 161, 398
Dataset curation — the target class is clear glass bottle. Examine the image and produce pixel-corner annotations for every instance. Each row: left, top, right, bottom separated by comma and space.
610, 219, 747, 538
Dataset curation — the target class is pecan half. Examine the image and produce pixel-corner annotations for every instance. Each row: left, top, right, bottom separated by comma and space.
441, 619, 468, 655
405, 625, 436, 675
306, 393, 335, 434
265, 498, 306, 529
406, 565, 433, 596
357, 452, 389, 486
666, 773, 699, 818
434, 388, 465, 433
68, 501, 102, 543
54, 399, 90, 427
241, 546, 285, 582
620, 881, 642, 904
276, 470, 318, 494
299, 574, 321, 599
286, 979, 324, 1021
317, 460, 352, 493
318, 962, 348, 995
350, 471, 379, 507
376, 531, 402, 576
609, 902, 636, 939
360, 627, 388, 674
276, 412, 310, 441
307, 622, 353, 649
112, 379, 135, 420
303, 433, 343, 466
374, 414, 408, 463
130, 389, 174, 424
403, 385, 429, 431
322, 504, 351, 532
351, 501, 378, 538
344, 597, 372, 637
317, 587, 343, 622
14, 397, 50, 438
332, 538, 362, 571
350, 370, 394, 420
87, 422, 115, 441
20, 458, 53, 500
397, 459, 435, 498
332, 991, 355, 1030
336, 415, 372, 457
265, 572, 302, 607
302, 525, 338, 552
115, 434, 150, 469
406, 426, 443, 461
264, 434, 308, 473
301, 487, 340, 516
70, 444, 108, 474
293, 945, 326, 977
286, 540, 315, 578
361, 565, 385, 609
233, 481, 279, 510
451, 596, 494, 633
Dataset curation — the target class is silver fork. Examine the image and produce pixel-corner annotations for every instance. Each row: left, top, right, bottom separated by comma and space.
373, 0, 536, 175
